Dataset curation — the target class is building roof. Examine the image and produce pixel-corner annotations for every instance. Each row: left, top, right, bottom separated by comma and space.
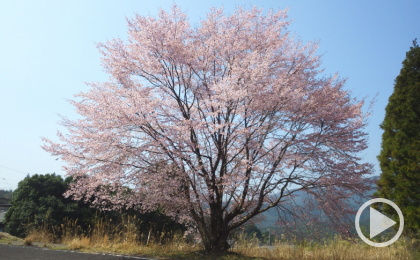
0, 198, 11, 204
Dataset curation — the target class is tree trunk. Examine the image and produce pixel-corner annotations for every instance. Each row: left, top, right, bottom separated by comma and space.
202, 229, 231, 253
194, 207, 231, 254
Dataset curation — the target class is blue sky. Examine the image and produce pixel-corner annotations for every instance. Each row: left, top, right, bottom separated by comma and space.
0, 0, 419, 190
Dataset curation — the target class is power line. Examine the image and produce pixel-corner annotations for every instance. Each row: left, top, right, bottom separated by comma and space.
0, 164, 28, 175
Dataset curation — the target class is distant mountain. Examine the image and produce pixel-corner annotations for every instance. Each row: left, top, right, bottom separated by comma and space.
256, 177, 378, 238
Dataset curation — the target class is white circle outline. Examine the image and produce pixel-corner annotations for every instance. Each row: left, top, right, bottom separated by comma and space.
355, 198, 404, 247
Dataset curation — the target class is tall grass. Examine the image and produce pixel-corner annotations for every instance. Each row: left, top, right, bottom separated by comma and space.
24, 219, 418, 259
63, 216, 142, 251
233, 234, 418, 260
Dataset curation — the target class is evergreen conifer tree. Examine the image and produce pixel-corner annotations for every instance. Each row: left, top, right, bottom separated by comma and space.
376, 40, 420, 236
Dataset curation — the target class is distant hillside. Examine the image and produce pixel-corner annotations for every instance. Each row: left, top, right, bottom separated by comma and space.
0, 189, 12, 200
256, 177, 378, 238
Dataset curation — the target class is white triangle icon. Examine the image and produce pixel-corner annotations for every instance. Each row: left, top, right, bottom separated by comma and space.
370, 207, 397, 239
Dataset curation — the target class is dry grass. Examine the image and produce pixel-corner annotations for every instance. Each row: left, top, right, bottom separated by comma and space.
20, 219, 419, 260
0, 232, 22, 242
23, 237, 33, 246
64, 228, 199, 258
25, 226, 54, 243
232, 237, 417, 260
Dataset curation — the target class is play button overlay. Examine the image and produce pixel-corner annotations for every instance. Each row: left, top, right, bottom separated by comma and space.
369, 207, 396, 239
355, 198, 404, 247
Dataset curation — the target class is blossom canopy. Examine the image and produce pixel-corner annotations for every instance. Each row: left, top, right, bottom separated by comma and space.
43, 6, 372, 252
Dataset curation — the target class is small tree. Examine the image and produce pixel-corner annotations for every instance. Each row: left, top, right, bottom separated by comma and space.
243, 224, 263, 241
4, 174, 93, 238
43, 6, 372, 252
376, 40, 420, 236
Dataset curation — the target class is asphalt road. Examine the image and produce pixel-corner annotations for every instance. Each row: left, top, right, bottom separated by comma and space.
0, 244, 150, 260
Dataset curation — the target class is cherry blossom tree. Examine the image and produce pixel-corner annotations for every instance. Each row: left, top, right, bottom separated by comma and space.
43, 6, 373, 252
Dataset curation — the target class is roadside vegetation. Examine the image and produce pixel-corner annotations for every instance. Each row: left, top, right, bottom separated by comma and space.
1, 219, 418, 260
1, 175, 419, 259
